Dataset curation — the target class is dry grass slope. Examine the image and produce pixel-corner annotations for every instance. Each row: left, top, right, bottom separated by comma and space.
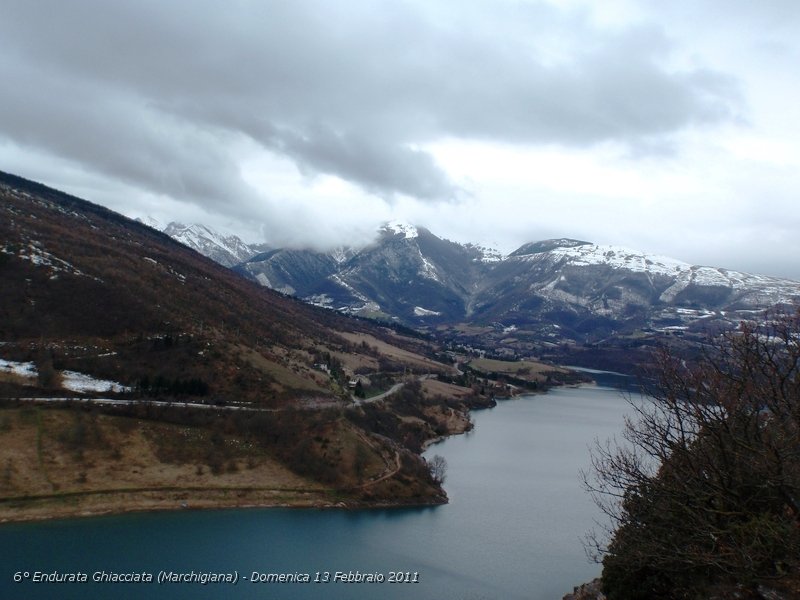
0, 171, 472, 521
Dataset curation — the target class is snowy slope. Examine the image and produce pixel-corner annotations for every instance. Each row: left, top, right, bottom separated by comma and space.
509, 240, 799, 308
381, 220, 419, 239
162, 222, 258, 267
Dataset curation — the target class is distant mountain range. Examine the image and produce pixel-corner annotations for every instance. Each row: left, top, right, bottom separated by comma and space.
150, 218, 800, 357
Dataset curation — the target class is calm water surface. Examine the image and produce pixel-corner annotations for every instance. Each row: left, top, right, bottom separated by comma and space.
0, 379, 633, 600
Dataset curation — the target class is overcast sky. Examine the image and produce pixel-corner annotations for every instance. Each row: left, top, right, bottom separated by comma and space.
2, 0, 799, 279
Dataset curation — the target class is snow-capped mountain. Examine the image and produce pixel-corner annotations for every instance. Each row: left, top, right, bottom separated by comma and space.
233, 222, 485, 319
470, 239, 800, 337
141, 220, 263, 268
381, 220, 420, 239
160, 220, 800, 347
503, 239, 797, 308
163, 222, 259, 268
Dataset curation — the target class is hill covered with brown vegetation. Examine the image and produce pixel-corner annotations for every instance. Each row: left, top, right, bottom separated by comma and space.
0, 171, 484, 520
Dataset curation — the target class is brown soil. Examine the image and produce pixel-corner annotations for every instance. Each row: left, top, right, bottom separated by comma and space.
335, 331, 455, 374
0, 407, 334, 523
421, 378, 474, 399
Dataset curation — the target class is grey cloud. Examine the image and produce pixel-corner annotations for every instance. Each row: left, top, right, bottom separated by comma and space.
0, 56, 259, 218
271, 124, 457, 200
0, 0, 743, 207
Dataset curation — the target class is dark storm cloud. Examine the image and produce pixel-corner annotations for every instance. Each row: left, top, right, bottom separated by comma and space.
0, 0, 742, 207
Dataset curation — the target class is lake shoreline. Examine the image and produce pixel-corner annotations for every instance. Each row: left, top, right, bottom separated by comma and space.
0, 489, 450, 526
0, 397, 471, 525
0, 377, 612, 525
1, 381, 634, 600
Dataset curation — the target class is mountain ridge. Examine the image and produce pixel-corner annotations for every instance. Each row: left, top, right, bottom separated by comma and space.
152, 216, 800, 306
173, 219, 799, 320
35, 174, 797, 372
151, 214, 800, 372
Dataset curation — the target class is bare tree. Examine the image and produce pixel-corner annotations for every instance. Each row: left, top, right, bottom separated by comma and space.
584, 308, 800, 599
429, 454, 448, 485
36, 345, 60, 389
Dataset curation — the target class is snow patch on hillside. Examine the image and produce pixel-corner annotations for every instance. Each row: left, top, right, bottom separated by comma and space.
330, 247, 356, 264
255, 272, 272, 287
478, 246, 506, 263
692, 266, 732, 287
0, 359, 130, 393
547, 243, 690, 276
0, 359, 37, 379
138, 216, 163, 230
306, 293, 335, 309
142, 256, 187, 284
8, 241, 92, 279
61, 371, 131, 393
331, 275, 381, 313
418, 249, 441, 281
382, 220, 418, 239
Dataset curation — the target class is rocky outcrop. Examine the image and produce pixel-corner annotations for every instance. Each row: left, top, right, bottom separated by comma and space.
563, 578, 606, 600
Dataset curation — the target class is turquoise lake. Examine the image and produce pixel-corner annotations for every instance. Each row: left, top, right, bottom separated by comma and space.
0, 377, 635, 599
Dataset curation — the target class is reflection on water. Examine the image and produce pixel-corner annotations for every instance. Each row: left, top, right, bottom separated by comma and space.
0, 384, 632, 600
